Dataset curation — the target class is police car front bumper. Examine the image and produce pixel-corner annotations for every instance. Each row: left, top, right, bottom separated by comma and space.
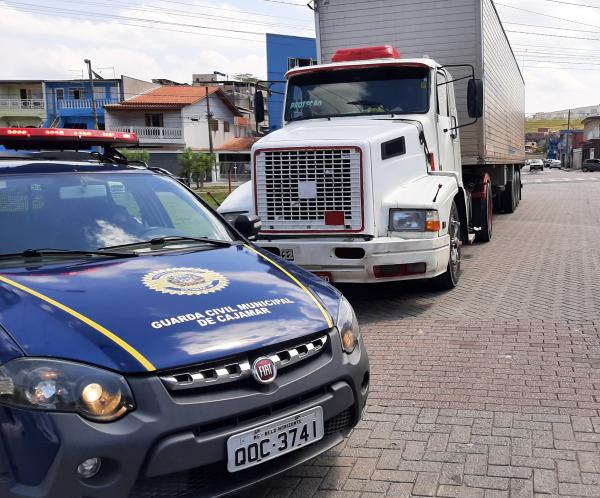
1, 330, 369, 498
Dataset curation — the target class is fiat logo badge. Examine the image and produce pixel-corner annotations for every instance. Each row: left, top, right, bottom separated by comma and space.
252, 357, 277, 384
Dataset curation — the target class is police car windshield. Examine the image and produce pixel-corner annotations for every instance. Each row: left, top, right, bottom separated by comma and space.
0, 172, 234, 255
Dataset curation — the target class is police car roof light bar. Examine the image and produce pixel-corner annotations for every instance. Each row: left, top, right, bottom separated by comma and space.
0, 128, 139, 150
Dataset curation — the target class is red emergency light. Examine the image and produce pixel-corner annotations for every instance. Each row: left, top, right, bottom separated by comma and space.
331, 45, 401, 63
0, 127, 139, 150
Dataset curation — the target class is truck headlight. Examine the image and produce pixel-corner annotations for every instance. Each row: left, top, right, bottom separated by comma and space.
389, 209, 440, 232
0, 358, 135, 422
336, 296, 360, 354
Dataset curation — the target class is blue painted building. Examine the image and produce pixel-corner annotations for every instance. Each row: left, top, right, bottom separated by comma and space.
44, 79, 121, 129
266, 34, 317, 133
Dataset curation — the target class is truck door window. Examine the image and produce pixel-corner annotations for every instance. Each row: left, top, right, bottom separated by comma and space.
436, 72, 449, 117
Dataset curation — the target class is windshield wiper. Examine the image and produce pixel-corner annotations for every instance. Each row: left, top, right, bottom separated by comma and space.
0, 248, 139, 260
101, 236, 233, 251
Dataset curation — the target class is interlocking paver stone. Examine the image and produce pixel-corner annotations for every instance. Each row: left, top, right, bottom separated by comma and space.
245, 177, 600, 497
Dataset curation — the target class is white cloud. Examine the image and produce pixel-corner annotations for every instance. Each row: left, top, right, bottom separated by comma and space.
1, 0, 599, 113
0, 0, 314, 82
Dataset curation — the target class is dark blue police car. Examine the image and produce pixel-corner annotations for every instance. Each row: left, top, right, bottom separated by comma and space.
0, 128, 369, 498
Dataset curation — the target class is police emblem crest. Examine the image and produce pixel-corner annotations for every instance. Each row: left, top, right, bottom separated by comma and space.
143, 268, 229, 296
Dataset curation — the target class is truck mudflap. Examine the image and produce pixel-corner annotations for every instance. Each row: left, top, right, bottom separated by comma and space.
259, 236, 450, 284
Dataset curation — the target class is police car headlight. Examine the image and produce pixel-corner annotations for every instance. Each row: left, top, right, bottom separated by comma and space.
0, 358, 135, 422
336, 296, 359, 354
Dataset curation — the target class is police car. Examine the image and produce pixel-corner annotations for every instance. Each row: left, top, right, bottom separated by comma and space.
0, 128, 370, 498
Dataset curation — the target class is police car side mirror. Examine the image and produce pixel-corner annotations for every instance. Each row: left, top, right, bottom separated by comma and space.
234, 214, 261, 240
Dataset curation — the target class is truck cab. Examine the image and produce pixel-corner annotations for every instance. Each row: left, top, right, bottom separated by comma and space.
220, 46, 488, 287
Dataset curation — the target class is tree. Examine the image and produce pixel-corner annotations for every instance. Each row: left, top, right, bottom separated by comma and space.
178, 148, 214, 188
119, 149, 150, 165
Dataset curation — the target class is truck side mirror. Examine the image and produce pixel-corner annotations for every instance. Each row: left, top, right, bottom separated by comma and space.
467, 79, 484, 119
234, 214, 261, 239
254, 91, 265, 125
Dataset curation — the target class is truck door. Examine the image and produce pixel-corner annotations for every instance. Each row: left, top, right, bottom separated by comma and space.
435, 71, 455, 172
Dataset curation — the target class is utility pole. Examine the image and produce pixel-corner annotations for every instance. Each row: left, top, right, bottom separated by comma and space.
566, 109, 572, 169
84, 59, 99, 130
205, 86, 217, 181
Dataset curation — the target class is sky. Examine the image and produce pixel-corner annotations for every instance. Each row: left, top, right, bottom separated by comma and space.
1, 0, 599, 114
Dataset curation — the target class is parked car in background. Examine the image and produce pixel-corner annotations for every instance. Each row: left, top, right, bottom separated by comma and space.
529, 159, 544, 171
582, 158, 600, 172
546, 159, 561, 169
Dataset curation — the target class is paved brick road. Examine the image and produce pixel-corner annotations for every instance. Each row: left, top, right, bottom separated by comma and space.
244, 172, 600, 498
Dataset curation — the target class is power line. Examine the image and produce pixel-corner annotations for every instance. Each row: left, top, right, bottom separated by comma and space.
0, 4, 268, 43
60, 0, 314, 30
540, 0, 600, 9
496, 2, 600, 31
505, 21, 600, 35
261, 0, 309, 5
506, 30, 600, 42
4, 0, 281, 36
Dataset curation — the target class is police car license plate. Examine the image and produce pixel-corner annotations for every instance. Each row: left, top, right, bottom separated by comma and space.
226, 407, 324, 472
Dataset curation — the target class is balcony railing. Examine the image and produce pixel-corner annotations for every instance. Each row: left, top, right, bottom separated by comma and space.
111, 126, 184, 142
58, 99, 118, 109
0, 98, 45, 110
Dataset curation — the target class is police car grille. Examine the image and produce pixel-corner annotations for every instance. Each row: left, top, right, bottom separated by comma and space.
160, 335, 328, 391
255, 148, 363, 231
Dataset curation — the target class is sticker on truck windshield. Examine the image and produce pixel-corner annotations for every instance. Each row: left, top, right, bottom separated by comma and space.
290, 99, 323, 111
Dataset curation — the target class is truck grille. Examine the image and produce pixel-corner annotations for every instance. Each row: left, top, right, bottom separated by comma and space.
255, 147, 363, 232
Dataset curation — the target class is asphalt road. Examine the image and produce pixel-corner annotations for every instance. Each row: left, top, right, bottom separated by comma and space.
245, 168, 600, 498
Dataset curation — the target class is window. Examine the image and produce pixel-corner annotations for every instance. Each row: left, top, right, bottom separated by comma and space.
288, 57, 314, 71
436, 72, 449, 117
145, 114, 164, 127
55, 89, 64, 100
0, 173, 232, 255
285, 66, 430, 121
209, 119, 219, 132
223, 120, 230, 133
68, 88, 85, 100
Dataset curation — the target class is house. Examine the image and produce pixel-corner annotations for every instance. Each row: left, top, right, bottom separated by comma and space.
192, 72, 264, 134
44, 76, 157, 129
105, 85, 250, 177
558, 130, 584, 168
212, 136, 261, 182
266, 34, 317, 133
0, 80, 46, 127
581, 115, 600, 161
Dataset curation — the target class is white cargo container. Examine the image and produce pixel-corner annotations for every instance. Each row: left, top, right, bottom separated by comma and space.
316, 0, 525, 167
219, 0, 525, 288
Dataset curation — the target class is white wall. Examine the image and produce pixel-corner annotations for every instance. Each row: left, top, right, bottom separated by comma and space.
584, 119, 600, 141
105, 109, 183, 129
181, 95, 239, 149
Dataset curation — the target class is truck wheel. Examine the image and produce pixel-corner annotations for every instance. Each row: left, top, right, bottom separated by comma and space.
435, 201, 461, 290
475, 179, 493, 243
502, 180, 515, 213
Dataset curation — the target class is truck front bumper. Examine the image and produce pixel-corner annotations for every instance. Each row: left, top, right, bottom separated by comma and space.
0, 330, 369, 498
259, 236, 451, 284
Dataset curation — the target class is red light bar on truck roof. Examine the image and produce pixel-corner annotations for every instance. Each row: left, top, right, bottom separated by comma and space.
331, 45, 401, 63
0, 128, 139, 150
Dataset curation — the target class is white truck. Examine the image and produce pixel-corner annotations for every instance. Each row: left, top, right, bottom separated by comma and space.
220, 0, 525, 288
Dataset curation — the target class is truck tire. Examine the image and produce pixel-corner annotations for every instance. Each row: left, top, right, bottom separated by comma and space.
474, 179, 493, 243
502, 172, 517, 213
434, 201, 461, 290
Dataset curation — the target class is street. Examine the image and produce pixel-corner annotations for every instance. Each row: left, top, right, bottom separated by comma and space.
248, 169, 600, 497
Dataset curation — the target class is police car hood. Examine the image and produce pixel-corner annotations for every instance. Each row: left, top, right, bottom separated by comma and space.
0, 245, 338, 373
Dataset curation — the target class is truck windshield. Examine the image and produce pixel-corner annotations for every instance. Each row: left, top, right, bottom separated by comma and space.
0, 171, 233, 255
284, 66, 430, 122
